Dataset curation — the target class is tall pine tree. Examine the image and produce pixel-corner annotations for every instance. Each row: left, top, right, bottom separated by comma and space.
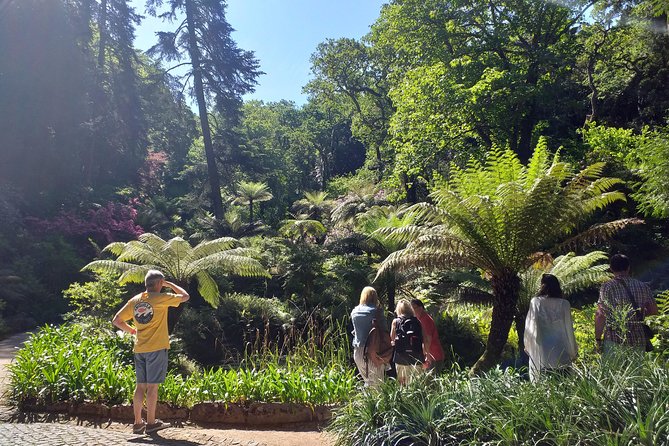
146, 0, 261, 219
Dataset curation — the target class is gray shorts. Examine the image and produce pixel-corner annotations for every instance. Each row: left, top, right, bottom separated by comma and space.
134, 349, 168, 384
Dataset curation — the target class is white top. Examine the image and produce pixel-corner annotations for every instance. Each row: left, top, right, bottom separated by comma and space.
524, 296, 578, 381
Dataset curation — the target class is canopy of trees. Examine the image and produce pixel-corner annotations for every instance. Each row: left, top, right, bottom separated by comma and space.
1, 0, 668, 372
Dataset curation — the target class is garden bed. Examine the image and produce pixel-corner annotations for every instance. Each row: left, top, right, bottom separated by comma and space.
9, 324, 356, 426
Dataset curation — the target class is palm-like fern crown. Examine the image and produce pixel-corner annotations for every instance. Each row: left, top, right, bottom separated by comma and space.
379, 138, 635, 278
292, 191, 331, 219
233, 180, 273, 205
331, 184, 383, 227
303, 190, 329, 206
279, 214, 327, 241
518, 251, 612, 312
83, 233, 269, 307
357, 205, 414, 256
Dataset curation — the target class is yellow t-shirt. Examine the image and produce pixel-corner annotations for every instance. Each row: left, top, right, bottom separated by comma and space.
117, 291, 182, 353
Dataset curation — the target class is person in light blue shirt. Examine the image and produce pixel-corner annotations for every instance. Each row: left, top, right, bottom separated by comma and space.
351, 286, 386, 387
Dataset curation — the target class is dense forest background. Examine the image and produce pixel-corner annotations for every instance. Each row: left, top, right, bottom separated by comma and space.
1, 0, 669, 364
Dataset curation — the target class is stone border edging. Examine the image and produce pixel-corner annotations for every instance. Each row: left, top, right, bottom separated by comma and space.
18, 401, 335, 426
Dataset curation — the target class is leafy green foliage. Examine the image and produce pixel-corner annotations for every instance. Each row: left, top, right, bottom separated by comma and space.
378, 140, 633, 373
583, 124, 669, 218
329, 354, 669, 445
173, 293, 293, 365
647, 290, 669, 357
62, 272, 126, 323
9, 322, 355, 407
9, 324, 135, 406
168, 364, 354, 407
83, 232, 269, 307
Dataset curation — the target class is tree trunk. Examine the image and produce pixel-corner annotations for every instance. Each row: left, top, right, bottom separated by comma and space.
514, 307, 526, 356
516, 112, 535, 163
97, 0, 108, 69
249, 199, 254, 223
167, 281, 198, 334
167, 304, 184, 334
185, 0, 224, 219
471, 270, 520, 375
386, 274, 396, 314
586, 56, 599, 123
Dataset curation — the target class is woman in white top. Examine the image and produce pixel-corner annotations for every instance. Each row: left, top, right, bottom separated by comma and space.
524, 274, 578, 382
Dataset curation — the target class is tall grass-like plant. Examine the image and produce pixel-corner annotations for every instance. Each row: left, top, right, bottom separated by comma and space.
242, 315, 352, 371
9, 322, 356, 408
9, 324, 135, 405
329, 353, 669, 445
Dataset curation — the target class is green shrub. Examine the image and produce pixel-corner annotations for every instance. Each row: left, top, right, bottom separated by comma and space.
329, 353, 669, 445
647, 290, 669, 358
437, 303, 518, 367
572, 304, 598, 364
173, 292, 293, 365
9, 322, 355, 407
62, 272, 126, 324
9, 324, 135, 405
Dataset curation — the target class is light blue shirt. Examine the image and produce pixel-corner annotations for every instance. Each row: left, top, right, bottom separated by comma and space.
351, 304, 385, 348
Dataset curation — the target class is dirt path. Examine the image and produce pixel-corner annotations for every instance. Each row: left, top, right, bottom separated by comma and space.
0, 332, 336, 446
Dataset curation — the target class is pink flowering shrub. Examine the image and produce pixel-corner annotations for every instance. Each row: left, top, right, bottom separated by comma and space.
26, 202, 144, 244
138, 151, 169, 197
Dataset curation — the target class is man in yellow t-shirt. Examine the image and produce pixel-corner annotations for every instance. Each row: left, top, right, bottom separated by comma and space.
113, 269, 189, 434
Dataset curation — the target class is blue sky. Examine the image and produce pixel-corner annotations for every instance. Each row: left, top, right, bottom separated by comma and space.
130, 0, 386, 104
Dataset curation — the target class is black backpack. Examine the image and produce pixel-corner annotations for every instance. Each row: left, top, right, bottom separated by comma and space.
393, 316, 423, 365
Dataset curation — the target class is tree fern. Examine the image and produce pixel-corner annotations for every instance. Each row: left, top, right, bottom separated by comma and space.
83, 234, 270, 309
233, 181, 273, 222
378, 139, 635, 374
279, 216, 327, 242
518, 251, 612, 313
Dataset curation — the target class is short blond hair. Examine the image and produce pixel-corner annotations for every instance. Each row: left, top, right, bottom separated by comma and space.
395, 299, 414, 317
359, 286, 379, 306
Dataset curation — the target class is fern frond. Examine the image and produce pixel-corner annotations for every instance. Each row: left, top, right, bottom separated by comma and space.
81, 260, 135, 276
565, 162, 606, 191
373, 225, 427, 245
376, 247, 472, 281
655, 290, 669, 315
580, 191, 626, 214
116, 241, 162, 264
195, 271, 220, 307
552, 218, 644, 252
118, 264, 154, 284
525, 137, 550, 186
188, 252, 270, 278
102, 242, 128, 256
138, 233, 168, 251
185, 237, 239, 262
